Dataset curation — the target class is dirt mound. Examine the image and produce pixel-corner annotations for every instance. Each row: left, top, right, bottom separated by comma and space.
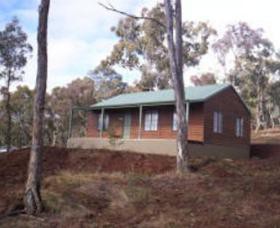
66, 148, 175, 174
0, 147, 175, 182
0, 147, 175, 215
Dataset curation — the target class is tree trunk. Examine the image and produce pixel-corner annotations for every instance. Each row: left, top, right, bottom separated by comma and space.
255, 85, 265, 132
5, 74, 12, 153
52, 130, 57, 147
164, 0, 189, 173
24, 0, 50, 215
255, 92, 262, 132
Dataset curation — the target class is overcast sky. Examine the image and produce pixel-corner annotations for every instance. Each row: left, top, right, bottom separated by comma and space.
0, 0, 279, 91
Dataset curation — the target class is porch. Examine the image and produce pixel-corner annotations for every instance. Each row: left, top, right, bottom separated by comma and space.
68, 102, 190, 140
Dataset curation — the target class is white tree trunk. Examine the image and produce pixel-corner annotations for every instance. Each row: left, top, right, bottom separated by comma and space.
164, 0, 189, 173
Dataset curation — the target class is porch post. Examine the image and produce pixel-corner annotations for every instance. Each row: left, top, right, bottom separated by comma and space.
186, 101, 189, 134
67, 106, 73, 139
100, 108, 104, 138
138, 105, 143, 140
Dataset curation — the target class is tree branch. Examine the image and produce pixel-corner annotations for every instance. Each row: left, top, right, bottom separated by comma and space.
98, 2, 166, 28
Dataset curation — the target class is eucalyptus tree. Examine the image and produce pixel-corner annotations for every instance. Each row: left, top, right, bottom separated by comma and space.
267, 80, 280, 128
89, 66, 128, 101
49, 77, 96, 145
99, 3, 216, 91
164, 0, 190, 173
0, 18, 32, 152
213, 22, 280, 130
10, 86, 34, 148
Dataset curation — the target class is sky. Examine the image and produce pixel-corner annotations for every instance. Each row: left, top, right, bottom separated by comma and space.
0, 0, 279, 91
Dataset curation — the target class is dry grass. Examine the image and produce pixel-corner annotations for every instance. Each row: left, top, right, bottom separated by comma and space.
252, 128, 280, 144
0, 147, 280, 227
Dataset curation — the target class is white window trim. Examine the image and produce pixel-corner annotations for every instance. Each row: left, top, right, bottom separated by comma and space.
213, 111, 223, 134
144, 110, 158, 131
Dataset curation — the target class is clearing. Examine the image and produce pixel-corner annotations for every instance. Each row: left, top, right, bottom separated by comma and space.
0, 146, 280, 227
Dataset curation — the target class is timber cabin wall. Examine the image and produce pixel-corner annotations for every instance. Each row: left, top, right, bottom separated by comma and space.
203, 86, 251, 147
86, 104, 204, 142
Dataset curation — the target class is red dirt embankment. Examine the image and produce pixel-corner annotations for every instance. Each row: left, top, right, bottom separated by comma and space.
1, 147, 280, 227
0, 147, 175, 214
0, 147, 175, 178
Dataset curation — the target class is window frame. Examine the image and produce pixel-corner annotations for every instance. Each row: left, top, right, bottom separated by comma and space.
235, 117, 244, 137
144, 110, 159, 131
172, 111, 178, 131
213, 111, 223, 134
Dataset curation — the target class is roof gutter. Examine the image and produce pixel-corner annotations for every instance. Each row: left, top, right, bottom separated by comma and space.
89, 99, 205, 110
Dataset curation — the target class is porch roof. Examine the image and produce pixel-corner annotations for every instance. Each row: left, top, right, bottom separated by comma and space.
91, 84, 230, 109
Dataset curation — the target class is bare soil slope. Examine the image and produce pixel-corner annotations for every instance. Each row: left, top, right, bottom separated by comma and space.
0, 147, 280, 227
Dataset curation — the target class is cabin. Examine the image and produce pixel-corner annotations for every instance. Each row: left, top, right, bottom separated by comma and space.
67, 84, 251, 159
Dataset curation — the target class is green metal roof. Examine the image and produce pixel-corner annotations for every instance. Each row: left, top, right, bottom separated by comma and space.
91, 84, 231, 109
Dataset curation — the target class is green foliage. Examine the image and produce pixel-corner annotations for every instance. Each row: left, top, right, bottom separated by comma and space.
48, 77, 96, 145
0, 72, 129, 147
0, 18, 32, 148
213, 22, 280, 129
10, 86, 33, 147
0, 86, 34, 147
89, 66, 128, 101
267, 81, 280, 126
0, 17, 32, 81
98, 3, 216, 91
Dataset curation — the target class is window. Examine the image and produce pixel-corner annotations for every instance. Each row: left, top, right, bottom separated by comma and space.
97, 113, 109, 131
213, 111, 223, 133
236, 117, 244, 137
144, 110, 158, 131
172, 112, 178, 131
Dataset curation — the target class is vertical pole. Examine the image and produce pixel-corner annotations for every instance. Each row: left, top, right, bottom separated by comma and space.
186, 102, 189, 136
100, 108, 104, 138
138, 105, 143, 140
68, 107, 73, 139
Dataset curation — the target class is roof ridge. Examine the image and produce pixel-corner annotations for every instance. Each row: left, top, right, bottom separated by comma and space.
113, 83, 230, 97
91, 83, 231, 109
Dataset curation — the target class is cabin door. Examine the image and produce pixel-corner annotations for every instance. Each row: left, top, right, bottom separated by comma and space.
123, 112, 131, 139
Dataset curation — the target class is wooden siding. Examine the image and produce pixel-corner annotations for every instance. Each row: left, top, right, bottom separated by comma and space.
188, 103, 204, 142
86, 112, 98, 137
204, 86, 250, 147
86, 86, 250, 147
87, 104, 204, 142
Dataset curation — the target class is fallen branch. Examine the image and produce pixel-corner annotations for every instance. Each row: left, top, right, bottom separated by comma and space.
98, 2, 166, 28
0, 209, 25, 220
20, 213, 46, 222
0, 209, 46, 222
